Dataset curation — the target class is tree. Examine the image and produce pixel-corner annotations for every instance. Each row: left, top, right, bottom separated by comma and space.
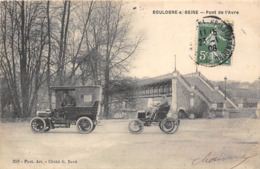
100, 2, 143, 118
0, 1, 49, 117
0, 1, 142, 119
46, 0, 52, 108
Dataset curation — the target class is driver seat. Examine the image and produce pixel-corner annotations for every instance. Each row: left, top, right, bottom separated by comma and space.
152, 105, 171, 120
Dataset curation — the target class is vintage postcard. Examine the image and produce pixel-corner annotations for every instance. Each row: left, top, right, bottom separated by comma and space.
0, 0, 259, 169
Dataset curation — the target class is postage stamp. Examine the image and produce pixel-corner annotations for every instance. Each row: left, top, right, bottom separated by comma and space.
196, 16, 235, 66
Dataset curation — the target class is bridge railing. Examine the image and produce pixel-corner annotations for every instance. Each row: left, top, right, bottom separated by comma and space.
129, 82, 172, 98
178, 73, 192, 88
198, 72, 215, 90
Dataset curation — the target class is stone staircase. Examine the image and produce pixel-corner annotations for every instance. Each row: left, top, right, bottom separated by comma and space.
181, 72, 238, 109
175, 72, 212, 107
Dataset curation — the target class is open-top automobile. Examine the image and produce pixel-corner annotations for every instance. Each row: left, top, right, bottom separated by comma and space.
128, 104, 180, 134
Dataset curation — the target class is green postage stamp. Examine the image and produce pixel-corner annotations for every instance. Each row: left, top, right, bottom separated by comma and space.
196, 16, 235, 66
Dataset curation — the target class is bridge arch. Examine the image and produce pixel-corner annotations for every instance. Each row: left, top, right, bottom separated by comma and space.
178, 107, 188, 119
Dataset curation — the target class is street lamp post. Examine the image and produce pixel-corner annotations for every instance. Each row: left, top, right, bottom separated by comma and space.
224, 76, 227, 100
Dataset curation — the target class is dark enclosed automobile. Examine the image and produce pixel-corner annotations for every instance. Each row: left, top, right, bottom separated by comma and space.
30, 85, 102, 134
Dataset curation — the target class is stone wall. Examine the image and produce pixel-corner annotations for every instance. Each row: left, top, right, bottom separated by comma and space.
176, 78, 191, 111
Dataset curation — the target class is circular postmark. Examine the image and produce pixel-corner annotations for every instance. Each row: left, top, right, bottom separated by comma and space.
194, 16, 235, 67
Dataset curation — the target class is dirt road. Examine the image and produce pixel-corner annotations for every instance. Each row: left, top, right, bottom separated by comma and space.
0, 118, 259, 169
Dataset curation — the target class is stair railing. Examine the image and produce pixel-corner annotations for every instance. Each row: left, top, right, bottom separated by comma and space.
218, 86, 238, 107
198, 73, 215, 90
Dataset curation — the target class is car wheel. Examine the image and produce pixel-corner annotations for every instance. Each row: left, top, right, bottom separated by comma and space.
30, 117, 46, 133
76, 117, 93, 134
159, 121, 163, 130
44, 127, 51, 132
128, 119, 144, 134
160, 118, 179, 134
91, 125, 96, 132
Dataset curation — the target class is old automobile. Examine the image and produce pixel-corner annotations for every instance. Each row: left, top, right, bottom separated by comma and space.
128, 104, 180, 134
30, 85, 102, 134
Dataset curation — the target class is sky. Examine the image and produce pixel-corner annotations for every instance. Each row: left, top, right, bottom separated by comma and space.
125, 1, 260, 82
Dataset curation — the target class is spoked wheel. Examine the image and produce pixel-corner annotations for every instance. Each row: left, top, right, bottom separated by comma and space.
128, 119, 144, 134
160, 118, 179, 134
30, 117, 46, 133
76, 117, 93, 134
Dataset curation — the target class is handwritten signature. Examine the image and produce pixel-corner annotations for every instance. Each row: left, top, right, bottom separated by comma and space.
192, 152, 257, 169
